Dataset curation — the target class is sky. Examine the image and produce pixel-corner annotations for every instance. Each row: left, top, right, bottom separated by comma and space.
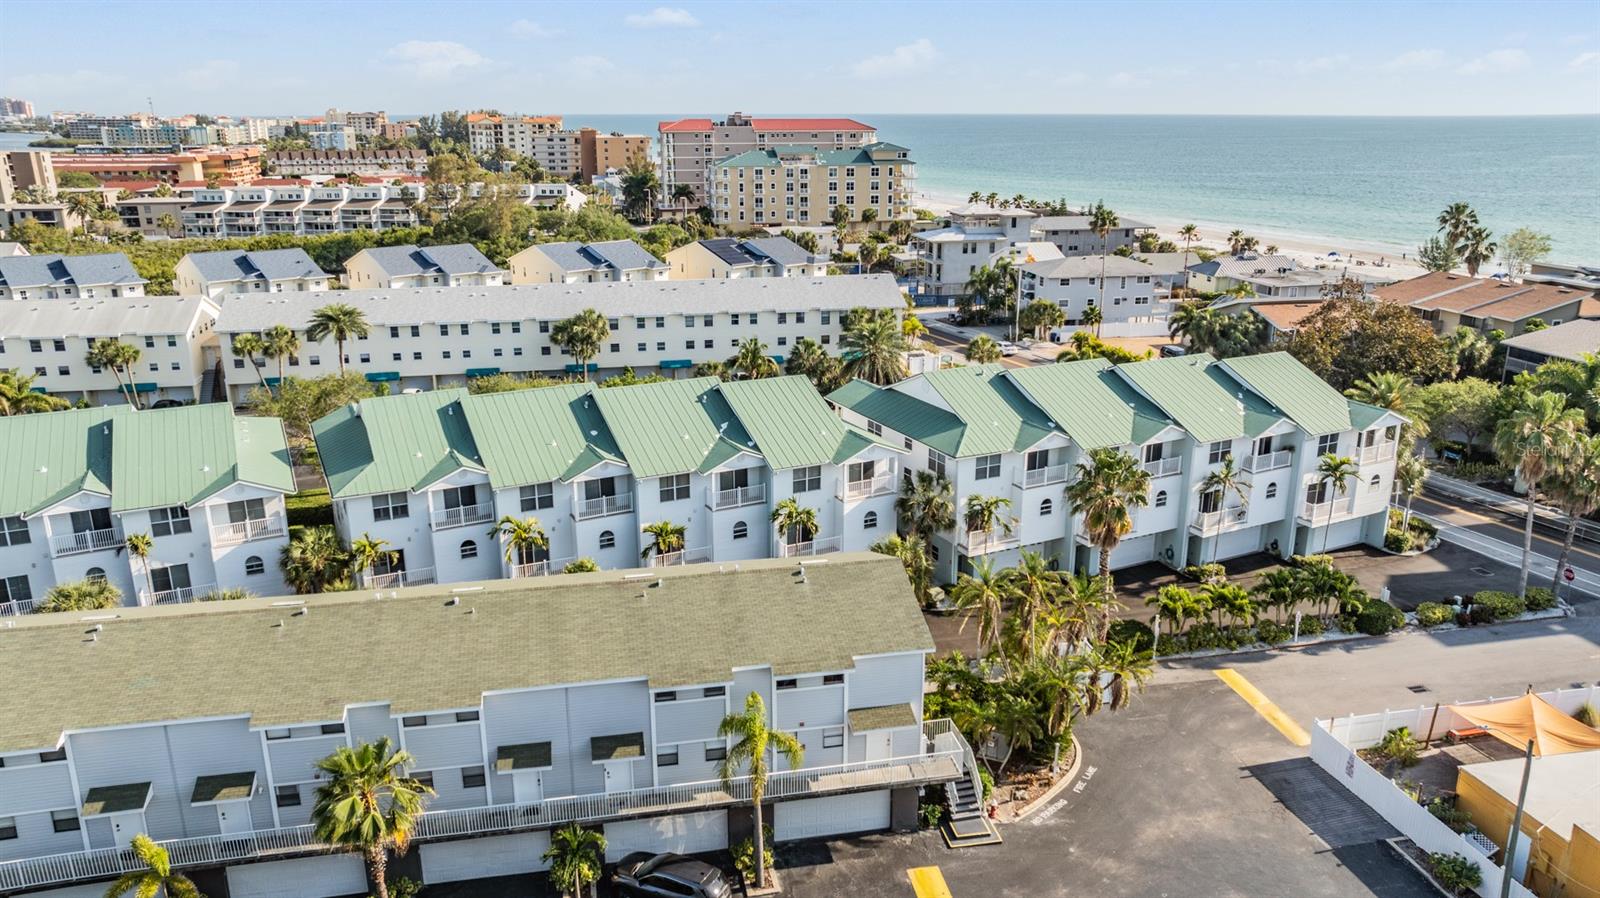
2, 0, 1598, 117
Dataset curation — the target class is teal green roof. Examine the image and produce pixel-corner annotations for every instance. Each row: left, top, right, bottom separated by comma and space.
716, 143, 911, 169
1005, 360, 1174, 449
1202, 366, 1286, 439
719, 376, 894, 470
1347, 400, 1392, 431
0, 406, 121, 518
827, 379, 968, 457
591, 378, 756, 479
461, 384, 622, 488
312, 389, 483, 499
1219, 352, 1357, 436
918, 365, 1058, 456
1115, 353, 1247, 444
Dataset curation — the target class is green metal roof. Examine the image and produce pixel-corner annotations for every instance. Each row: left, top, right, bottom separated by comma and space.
1347, 400, 1393, 431
590, 732, 646, 761
917, 365, 1058, 456
82, 782, 151, 816
0, 553, 934, 752
1202, 366, 1286, 439
719, 376, 893, 470
1115, 353, 1247, 444
591, 377, 756, 479
1219, 352, 1357, 436
716, 143, 910, 169
1005, 360, 1174, 450
191, 772, 257, 804
312, 389, 484, 499
827, 379, 967, 457
847, 703, 919, 732
0, 406, 121, 518
460, 384, 622, 488
111, 404, 294, 512
495, 742, 553, 772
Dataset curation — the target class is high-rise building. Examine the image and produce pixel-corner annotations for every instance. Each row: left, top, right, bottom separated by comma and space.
577, 128, 650, 180
0, 97, 35, 117
0, 150, 56, 203
708, 142, 914, 228
658, 113, 877, 206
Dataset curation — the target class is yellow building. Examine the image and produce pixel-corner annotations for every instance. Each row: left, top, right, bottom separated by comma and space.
579, 129, 649, 180
1456, 750, 1600, 898
708, 142, 914, 229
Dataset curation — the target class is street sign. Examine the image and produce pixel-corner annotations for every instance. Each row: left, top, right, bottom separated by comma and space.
1565, 567, 1577, 582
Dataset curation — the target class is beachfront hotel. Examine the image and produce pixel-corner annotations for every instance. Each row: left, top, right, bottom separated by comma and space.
706, 142, 915, 228
658, 113, 880, 207
908, 204, 1154, 298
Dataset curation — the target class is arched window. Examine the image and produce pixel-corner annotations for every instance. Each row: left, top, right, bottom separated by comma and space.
599, 530, 616, 550
460, 540, 478, 560
733, 521, 749, 540
1039, 498, 1053, 516
244, 556, 264, 576
1265, 483, 1278, 500
1154, 490, 1168, 508
85, 567, 106, 583
1369, 474, 1381, 488
863, 511, 879, 529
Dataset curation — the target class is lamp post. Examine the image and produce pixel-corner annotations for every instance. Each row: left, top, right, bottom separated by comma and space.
1498, 736, 1535, 898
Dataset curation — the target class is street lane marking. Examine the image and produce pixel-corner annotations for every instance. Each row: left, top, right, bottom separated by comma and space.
1215, 668, 1311, 746
908, 866, 953, 898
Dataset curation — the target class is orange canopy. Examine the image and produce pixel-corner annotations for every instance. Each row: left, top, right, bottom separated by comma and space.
1446, 694, 1600, 757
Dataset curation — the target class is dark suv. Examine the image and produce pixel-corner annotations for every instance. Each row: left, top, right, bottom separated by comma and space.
612, 852, 732, 897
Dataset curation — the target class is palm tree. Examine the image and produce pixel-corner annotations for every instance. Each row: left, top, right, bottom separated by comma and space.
962, 265, 1003, 325
63, 191, 103, 236
1198, 455, 1248, 562
998, 550, 1064, 658
1395, 452, 1428, 531
157, 213, 179, 237
860, 205, 879, 231
105, 834, 202, 898
670, 183, 696, 219
729, 338, 779, 379
1493, 392, 1585, 597
280, 525, 352, 594
1253, 568, 1305, 624
990, 690, 1042, 775
770, 497, 819, 549
841, 307, 908, 385
870, 534, 933, 605
550, 309, 610, 382
1177, 224, 1199, 297
896, 470, 955, 541
966, 334, 1002, 364
1536, 352, 1600, 431
1437, 202, 1479, 250
1019, 299, 1066, 341
38, 578, 122, 613
717, 693, 803, 890
950, 557, 1007, 653
349, 532, 395, 584
88, 339, 144, 408
1147, 584, 1195, 637
1065, 448, 1150, 629
967, 191, 983, 204
639, 520, 686, 562
543, 823, 607, 898
312, 738, 434, 898
1082, 304, 1103, 338
1227, 229, 1246, 255
1312, 454, 1359, 553
984, 191, 1000, 208
492, 515, 548, 574
305, 303, 371, 376
1166, 300, 1206, 346
1092, 637, 1155, 713
0, 369, 67, 415
1458, 225, 1497, 277
1545, 434, 1600, 595
125, 532, 155, 603
261, 324, 300, 392
229, 333, 268, 387
963, 494, 1013, 545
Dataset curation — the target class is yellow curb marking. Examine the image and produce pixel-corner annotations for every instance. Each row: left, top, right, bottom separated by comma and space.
1215, 668, 1311, 746
908, 865, 953, 898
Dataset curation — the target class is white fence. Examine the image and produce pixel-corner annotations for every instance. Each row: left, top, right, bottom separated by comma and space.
1321, 685, 1600, 748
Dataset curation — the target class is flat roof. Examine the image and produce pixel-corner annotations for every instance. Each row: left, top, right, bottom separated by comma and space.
0, 554, 933, 752
1460, 750, 1600, 842
1501, 319, 1600, 362
0, 294, 214, 340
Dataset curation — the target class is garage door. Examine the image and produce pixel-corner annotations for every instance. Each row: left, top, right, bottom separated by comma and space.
1107, 535, 1155, 570
420, 831, 550, 883
1320, 518, 1366, 552
28, 883, 118, 898
1214, 527, 1262, 562
604, 811, 727, 862
227, 854, 367, 898
775, 791, 891, 842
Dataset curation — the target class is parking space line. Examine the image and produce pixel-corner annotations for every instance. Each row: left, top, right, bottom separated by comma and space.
1214, 668, 1310, 746
908, 865, 953, 898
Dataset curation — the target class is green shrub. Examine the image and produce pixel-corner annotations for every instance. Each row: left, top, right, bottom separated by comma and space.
286, 489, 334, 528
1107, 619, 1155, 654
1524, 586, 1556, 612
1155, 634, 1181, 656
1415, 602, 1454, 628
918, 801, 945, 829
731, 826, 777, 880
1469, 590, 1524, 623
562, 558, 600, 574
1410, 517, 1438, 539
1574, 702, 1599, 727
37, 579, 122, 613
1353, 600, 1406, 636
199, 587, 254, 602
977, 766, 994, 801
386, 876, 423, 898
1183, 562, 1226, 584
1291, 553, 1335, 570
1427, 797, 1472, 833
1427, 852, 1483, 895
1376, 726, 1421, 766
1384, 529, 1414, 553
1297, 615, 1325, 636
1256, 620, 1292, 645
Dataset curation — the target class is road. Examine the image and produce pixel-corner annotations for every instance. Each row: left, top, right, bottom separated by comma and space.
919, 328, 1045, 369
1411, 485, 1600, 599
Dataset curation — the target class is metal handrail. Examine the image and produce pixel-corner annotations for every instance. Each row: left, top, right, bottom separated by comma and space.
210, 516, 286, 547
430, 503, 493, 530
1017, 464, 1068, 489
49, 527, 121, 558
573, 494, 632, 520
1142, 457, 1181, 478
709, 483, 765, 510
778, 536, 842, 557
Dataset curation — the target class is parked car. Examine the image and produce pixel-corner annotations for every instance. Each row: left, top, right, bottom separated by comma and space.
1159, 344, 1188, 357
997, 340, 1022, 356
613, 852, 733, 898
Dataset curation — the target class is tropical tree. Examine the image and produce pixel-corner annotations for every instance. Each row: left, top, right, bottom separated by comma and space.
37, 578, 121, 613
1177, 223, 1199, 296
156, 213, 179, 238
963, 494, 1013, 544
998, 551, 1063, 658
1416, 236, 1460, 273
105, 834, 202, 898
870, 533, 933, 605
830, 203, 851, 232
1088, 201, 1118, 313
1545, 434, 1600, 594
1457, 225, 1497, 277
62, 190, 103, 236
542, 824, 607, 898
229, 333, 268, 387
1019, 299, 1066, 341
841, 307, 908, 385
1253, 568, 1306, 624
1065, 448, 1150, 630
619, 154, 659, 222
312, 738, 434, 898
1090, 637, 1155, 713
961, 265, 1005, 325
348, 533, 395, 584
0, 369, 67, 415
1312, 455, 1360, 553
87, 338, 144, 408
1437, 202, 1478, 250
125, 532, 156, 602
1167, 300, 1205, 346
985, 191, 1000, 208
1493, 392, 1585, 597
1147, 584, 1200, 636
896, 470, 955, 541
728, 337, 779, 379
950, 558, 1008, 653
1535, 353, 1600, 431
305, 303, 371, 376
280, 525, 352, 594
1499, 227, 1553, 278
261, 324, 300, 392
771, 497, 820, 550
492, 515, 548, 572
550, 309, 610, 381
1197, 455, 1248, 562
1395, 452, 1428, 531
670, 183, 696, 219
966, 334, 1002, 364
967, 191, 983, 204
639, 520, 686, 562
718, 693, 803, 889
860, 205, 878, 231
1226, 229, 1247, 254
1082, 304, 1103, 338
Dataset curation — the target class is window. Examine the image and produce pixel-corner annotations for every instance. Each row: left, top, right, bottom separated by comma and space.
1317, 433, 1338, 456
455, 710, 480, 722
149, 505, 191, 536
320, 723, 345, 735
658, 750, 679, 767
268, 783, 301, 808
402, 715, 427, 727
0, 515, 28, 547
822, 730, 844, 749
928, 449, 948, 479
930, 543, 940, 561
793, 465, 821, 493
659, 473, 690, 503
704, 685, 726, 698
462, 766, 486, 789
863, 510, 878, 529
867, 420, 882, 437
974, 454, 1001, 480
1154, 490, 1168, 508
823, 673, 845, 685
0, 817, 16, 841
599, 530, 615, 550
39, 748, 66, 763
1207, 442, 1230, 465
1369, 474, 1381, 488
51, 810, 80, 833
704, 744, 727, 762
1040, 498, 1053, 516
372, 491, 409, 521
460, 540, 477, 560
519, 482, 553, 512
654, 691, 677, 703
264, 728, 290, 740
776, 678, 798, 690
732, 521, 748, 540
84, 567, 106, 584
412, 771, 434, 789
1265, 483, 1278, 499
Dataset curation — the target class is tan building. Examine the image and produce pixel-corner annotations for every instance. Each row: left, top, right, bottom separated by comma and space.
508, 239, 669, 284
665, 236, 828, 279
50, 148, 262, 186
265, 148, 428, 177
658, 113, 877, 206
708, 142, 913, 228
1373, 270, 1594, 334
578, 128, 649, 180
0, 150, 55, 203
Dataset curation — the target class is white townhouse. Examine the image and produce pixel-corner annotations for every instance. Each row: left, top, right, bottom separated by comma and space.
0, 555, 969, 895
508, 240, 669, 285
828, 352, 1402, 582
0, 253, 147, 301
1185, 251, 1373, 299
1032, 214, 1154, 258
0, 295, 220, 407
312, 375, 904, 589
212, 276, 905, 403
908, 204, 1039, 297
182, 184, 423, 239
0, 403, 295, 617
665, 236, 829, 280
1019, 254, 1173, 337
173, 248, 332, 300
343, 244, 507, 290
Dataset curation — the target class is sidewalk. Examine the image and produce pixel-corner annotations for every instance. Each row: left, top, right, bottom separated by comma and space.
1425, 470, 1600, 544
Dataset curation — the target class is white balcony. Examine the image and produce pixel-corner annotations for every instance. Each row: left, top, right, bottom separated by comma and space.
708, 483, 765, 511
1017, 464, 1068, 489
362, 567, 436, 589
210, 515, 286, 547
1190, 507, 1250, 535
959, 524, 1021, 555
650, 546, 712, 567
0, 597, 37, 617
573, 494, 632, 521
138, 583, 216, 606
50, 527, 120, 558
778, 536, 841, 558
511, 561, 548, 578
430, 503, 493, 530
840, 473, 896, 501
1142, 457, 1181, 479
1358, 442, 1396, 465
1244, 450, 1293, 474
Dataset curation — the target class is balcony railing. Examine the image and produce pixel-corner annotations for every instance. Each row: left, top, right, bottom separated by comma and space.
430, 503, 493, 530
50, 527, 120, 558
1142, 457, 1181, 478
1191, 508, 1249, 534
210, 515, 286, 547
1358, 442, 1396, 465
778, 536, 841, 558
1017, 464, 1068, 489
573, 494, 632, 521
650, 546, 712, 567
960, 524, 1021, 554
511, 561, 548, 578
138, 583, 217, 606
1244, 450, 1293, 474
362, 567, 436, 589
708, 483, 765, 511
0, 720, 968, 893
0, 598, 38, 617
840, 473, 896, 501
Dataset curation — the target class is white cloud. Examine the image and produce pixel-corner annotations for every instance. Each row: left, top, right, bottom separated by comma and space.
570, 55, 616, 77
623, 7, 698, 28
1294, 54, 1350, 74
1559, 33, 1591, 46
385, 40, 487, 79
1455, 48, 1530, 75
178, 59, 240, 83
851, 38, 937, 78
511, 19, 555, 38
1378, 48, 1444, 72
1055, 72, 1088, 86
1567, 51, 1600, 72
1107, 71, 1148, 88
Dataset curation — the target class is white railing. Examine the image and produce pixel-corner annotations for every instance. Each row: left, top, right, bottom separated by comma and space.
1018, 464, 1068, 489
1244, 450, 1292, 474
138, 583, 216, 606
650, 546, 712, 567
210, 515, 285, 547
1191, 508, 1248, 533
778, 536, 842, 557
0, 720, 969, 892
1359, 442, 1396, 465
511, 561, 548, 578
840, 473, 896, 501
1142, 457, 1181, 478
961, 524, 1021, 554
709, 483, 765, 510
0, 598, 38, 617
49, 527, 120, 558
573, 494, 632, 520
362, 567, 436, 589
430, 503, 493, 530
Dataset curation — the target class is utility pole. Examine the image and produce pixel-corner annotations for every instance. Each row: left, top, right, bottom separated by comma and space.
1498, 738, 1535, 898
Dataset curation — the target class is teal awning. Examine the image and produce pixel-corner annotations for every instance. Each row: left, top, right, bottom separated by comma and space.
132, 382, 158, 393
264, 376, 282, 386
364, 371, 400, 383
29, 386, 47, 394
565, 362, 598, 373
465, 367, 501, 377
771, 355, 785, 364
660, 359, 693, 370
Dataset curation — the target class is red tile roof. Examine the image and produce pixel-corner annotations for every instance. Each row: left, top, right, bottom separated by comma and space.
751, 117, 873, 131
659, 118, 714, 132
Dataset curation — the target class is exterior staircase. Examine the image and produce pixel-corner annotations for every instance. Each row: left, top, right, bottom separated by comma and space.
201, 360, 225, 404
941, 766, 1001, 848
